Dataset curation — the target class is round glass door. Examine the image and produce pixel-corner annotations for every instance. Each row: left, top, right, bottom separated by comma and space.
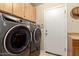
33, 27, 41, 43
4, 25, 31, 54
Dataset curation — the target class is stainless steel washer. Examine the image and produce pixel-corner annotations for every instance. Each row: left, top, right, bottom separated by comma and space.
0, 13, 31, 56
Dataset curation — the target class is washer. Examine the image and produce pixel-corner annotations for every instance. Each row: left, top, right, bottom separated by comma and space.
0, 13, 31, 56
30, 22, 41, 56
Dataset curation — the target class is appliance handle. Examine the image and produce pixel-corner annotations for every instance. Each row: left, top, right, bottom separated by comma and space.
2, 13, 21, 22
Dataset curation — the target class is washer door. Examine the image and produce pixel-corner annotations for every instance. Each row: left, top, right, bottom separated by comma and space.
4, 25, 31, 54
33, 27, 41, 43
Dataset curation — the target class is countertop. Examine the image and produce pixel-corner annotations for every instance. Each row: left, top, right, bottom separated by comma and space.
68, 33, 79, 40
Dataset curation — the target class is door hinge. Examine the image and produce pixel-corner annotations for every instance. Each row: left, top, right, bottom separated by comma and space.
64, 48, 66, 51
65, 10, 66, 13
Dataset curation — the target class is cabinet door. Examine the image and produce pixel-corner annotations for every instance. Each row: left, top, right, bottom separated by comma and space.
3, 3, 12, 13
31, 5, 36, 22
13, 3, 24, 18
33, 7, 36, 22
73, 47, 79, 56
24, 4, 36, 22
24, 4, 31, 20
0, 3, 4, 10
73, 40, 79, 56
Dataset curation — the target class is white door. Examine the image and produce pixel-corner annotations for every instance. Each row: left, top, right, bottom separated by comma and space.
44, 6, 67, 55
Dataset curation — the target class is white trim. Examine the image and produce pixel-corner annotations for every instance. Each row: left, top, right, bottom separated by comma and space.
4, 24, 31, 55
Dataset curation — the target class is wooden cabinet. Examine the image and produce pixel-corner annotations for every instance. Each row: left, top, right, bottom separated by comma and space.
24, 4, 36, 22
73, 40, 79, 56
13, 3, 25, 18
24, 4, 31, 20
68, 35, 79, 56
3, 3, 12, 13
29, 4, 33, 21
0, 3, 36, 22
73, 47, 79, 56
0, 4, 4, 10
31, 5, 36, 22
0, 3, 12, 13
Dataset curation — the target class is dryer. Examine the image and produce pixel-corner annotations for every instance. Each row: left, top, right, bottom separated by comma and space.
30, 22, 41, 56
0, 13, 31, 56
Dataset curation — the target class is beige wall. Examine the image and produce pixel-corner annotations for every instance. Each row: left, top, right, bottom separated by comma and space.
67, 3, 79, 33
36, 4, 44, 50
36, 3, 65, 50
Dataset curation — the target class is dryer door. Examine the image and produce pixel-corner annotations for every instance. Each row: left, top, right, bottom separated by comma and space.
4, 24, 31, 54
33, 27, 41, 43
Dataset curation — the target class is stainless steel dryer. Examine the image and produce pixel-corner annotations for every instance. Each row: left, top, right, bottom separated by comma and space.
0, 13, 31, 56
30, 22, 41, 56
